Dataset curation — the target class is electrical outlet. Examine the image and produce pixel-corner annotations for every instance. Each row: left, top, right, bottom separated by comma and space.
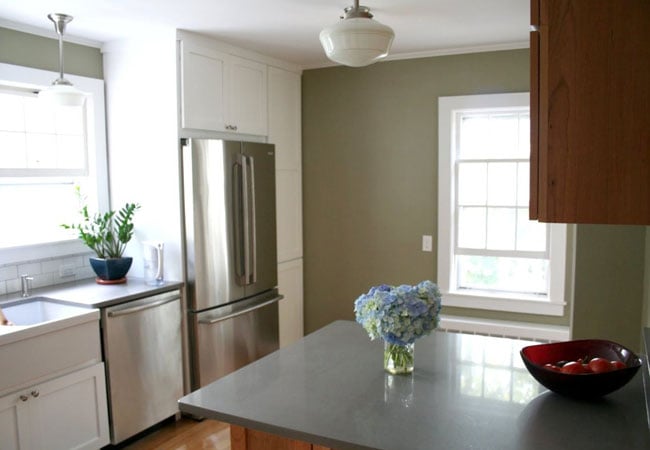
60, 264, 75, 278
422, 235, 433, 252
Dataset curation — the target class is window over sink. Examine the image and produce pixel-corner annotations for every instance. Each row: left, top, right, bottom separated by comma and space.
438, 93, 569, 316
0, 63, 108, 262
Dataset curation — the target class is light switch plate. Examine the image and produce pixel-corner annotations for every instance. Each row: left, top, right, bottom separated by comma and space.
422, 235, 433, 252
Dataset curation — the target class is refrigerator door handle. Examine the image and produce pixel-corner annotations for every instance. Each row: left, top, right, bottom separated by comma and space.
233, 160, 246, 284
197, 295, 283, 324
245, 155, 258, 284
241, 154, 252, 285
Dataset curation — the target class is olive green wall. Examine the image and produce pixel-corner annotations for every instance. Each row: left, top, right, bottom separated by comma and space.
0, 27, 103, 79
572, 225, 646, 350
302, 49, 647, 351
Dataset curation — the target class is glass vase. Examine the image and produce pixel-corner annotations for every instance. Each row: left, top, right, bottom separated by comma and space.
383, 341, 414, 375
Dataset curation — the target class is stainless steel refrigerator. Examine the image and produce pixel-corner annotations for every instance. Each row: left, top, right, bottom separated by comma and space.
181, 138, 282, 390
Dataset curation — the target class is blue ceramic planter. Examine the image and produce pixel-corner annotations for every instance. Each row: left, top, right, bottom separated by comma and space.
89, 257, 133, 283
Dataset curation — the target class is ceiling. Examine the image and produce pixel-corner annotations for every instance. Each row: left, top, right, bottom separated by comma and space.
0, 0, 530, 69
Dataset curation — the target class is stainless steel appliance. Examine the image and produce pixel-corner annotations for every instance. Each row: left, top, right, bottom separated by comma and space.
101, 289, 183, 444
181, 139, 282, 389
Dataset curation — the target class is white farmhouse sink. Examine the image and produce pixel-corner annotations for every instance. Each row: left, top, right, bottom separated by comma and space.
2, 297, 91, 326
0, 297, 100, 395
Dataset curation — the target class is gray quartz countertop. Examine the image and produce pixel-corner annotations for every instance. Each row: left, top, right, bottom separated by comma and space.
0, 277, 183, 309
179, 320, 650, 450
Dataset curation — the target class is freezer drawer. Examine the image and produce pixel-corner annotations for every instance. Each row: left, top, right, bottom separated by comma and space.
191, 291, 281, 389
102, 290, 183, 444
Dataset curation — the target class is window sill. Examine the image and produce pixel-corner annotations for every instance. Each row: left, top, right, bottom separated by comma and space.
442, 290, 566, 317
0, 240, 89, 266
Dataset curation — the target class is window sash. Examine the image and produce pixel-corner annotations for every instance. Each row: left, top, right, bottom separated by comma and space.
437, 93, 568, 317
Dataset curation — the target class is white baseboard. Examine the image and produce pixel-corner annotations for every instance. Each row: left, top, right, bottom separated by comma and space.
439, 315, 570, 342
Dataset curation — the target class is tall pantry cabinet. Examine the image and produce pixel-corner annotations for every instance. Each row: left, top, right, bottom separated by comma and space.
103, 30, 304, 361
530, 0, 650, 225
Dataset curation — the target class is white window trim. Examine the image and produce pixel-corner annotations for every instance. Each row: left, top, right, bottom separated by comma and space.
0, 63, 108, 264
438, 92, 567, 316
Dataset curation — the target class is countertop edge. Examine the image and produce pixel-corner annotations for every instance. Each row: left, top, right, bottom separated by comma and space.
178, 401, 376, 450
0, 278, 184, 309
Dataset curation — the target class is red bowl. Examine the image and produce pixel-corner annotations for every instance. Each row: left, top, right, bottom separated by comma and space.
520, 339, 642, 398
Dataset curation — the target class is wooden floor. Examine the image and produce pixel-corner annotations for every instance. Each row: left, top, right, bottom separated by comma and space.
122, 418, 231, 450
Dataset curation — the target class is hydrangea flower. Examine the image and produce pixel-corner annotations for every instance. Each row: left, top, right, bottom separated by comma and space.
354, 280, 442, 346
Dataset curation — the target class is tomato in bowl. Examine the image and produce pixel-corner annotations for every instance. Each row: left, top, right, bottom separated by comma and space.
520, 339, 642, 398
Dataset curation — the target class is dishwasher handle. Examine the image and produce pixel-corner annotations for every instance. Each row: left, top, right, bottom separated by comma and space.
107, 292, 181, 317
198, 295, 283, 325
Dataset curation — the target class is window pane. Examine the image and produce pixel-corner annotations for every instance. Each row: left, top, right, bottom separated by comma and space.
456, 255, 549, 295
57, 135, 86, 169
487, 162, 517, 206
458, 207, 486, 249
516, 208, 546, 251
517, 162, 529, 207
459, 114, 490, 159
458, 162, 487, 205
24, 97, 56, 133
26, 134, 57, 168
518, 114, 530, 156
0, 92, 25, 132
55, 106, 85, 135
0, 182, 78, 247
486, 207, 516, 250
488, 114, 518, 158
0, 132, 27, 167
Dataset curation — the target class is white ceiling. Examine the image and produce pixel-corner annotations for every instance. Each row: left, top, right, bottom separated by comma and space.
0, 0, 530, 69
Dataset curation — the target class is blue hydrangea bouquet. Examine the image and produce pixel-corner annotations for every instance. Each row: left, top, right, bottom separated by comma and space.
354, 280, 442, 374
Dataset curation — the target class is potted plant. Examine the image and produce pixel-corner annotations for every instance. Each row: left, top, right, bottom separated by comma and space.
62, 195, 141, 284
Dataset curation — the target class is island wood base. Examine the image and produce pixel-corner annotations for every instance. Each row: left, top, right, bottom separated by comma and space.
230, 425, 332, 450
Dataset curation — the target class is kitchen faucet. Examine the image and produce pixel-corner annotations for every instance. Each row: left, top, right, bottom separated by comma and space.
21, 274, 33, 297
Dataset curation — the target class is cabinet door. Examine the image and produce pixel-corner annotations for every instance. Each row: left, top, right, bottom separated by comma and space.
532, 0, 650, 224
181, 42, 228, 131
30, 363, 109, 450
268, 67, 302, 262
0, 392, 30, 450
229, 55, 268, 136
278, 258, 304, 348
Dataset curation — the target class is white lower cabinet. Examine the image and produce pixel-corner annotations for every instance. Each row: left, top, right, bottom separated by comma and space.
0, 363, 109, 450
278, 258, 304, 348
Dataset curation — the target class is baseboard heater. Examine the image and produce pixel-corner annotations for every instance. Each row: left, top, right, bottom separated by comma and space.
438, 315, 570, 343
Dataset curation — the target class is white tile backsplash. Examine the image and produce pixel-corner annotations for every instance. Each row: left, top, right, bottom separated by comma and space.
0, 252, 94, 295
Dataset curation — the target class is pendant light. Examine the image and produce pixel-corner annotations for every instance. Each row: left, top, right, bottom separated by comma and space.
319, 0, 394, 67
39, 13, 86, 106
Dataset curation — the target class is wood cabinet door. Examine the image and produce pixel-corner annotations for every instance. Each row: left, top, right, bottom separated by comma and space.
532, 0, 650, 224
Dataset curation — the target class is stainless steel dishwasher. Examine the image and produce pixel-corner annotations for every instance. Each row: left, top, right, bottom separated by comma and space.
101, 290, 183, 444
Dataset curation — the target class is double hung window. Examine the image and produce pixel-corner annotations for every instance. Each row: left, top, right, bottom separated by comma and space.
438, 93, 567, 316
0, 63, 108, 262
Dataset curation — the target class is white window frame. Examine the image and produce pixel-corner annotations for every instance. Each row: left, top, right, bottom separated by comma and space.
0, 63, 108, 264
438, 93, 567, 316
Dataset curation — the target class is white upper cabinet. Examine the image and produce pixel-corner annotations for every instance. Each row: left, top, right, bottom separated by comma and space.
180, 41, 268, 136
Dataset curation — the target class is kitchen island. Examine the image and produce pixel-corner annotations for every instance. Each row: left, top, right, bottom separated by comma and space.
179, 321, 650, 450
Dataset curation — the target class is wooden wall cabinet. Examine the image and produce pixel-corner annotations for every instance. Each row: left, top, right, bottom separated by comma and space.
530, 0, 650, 224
